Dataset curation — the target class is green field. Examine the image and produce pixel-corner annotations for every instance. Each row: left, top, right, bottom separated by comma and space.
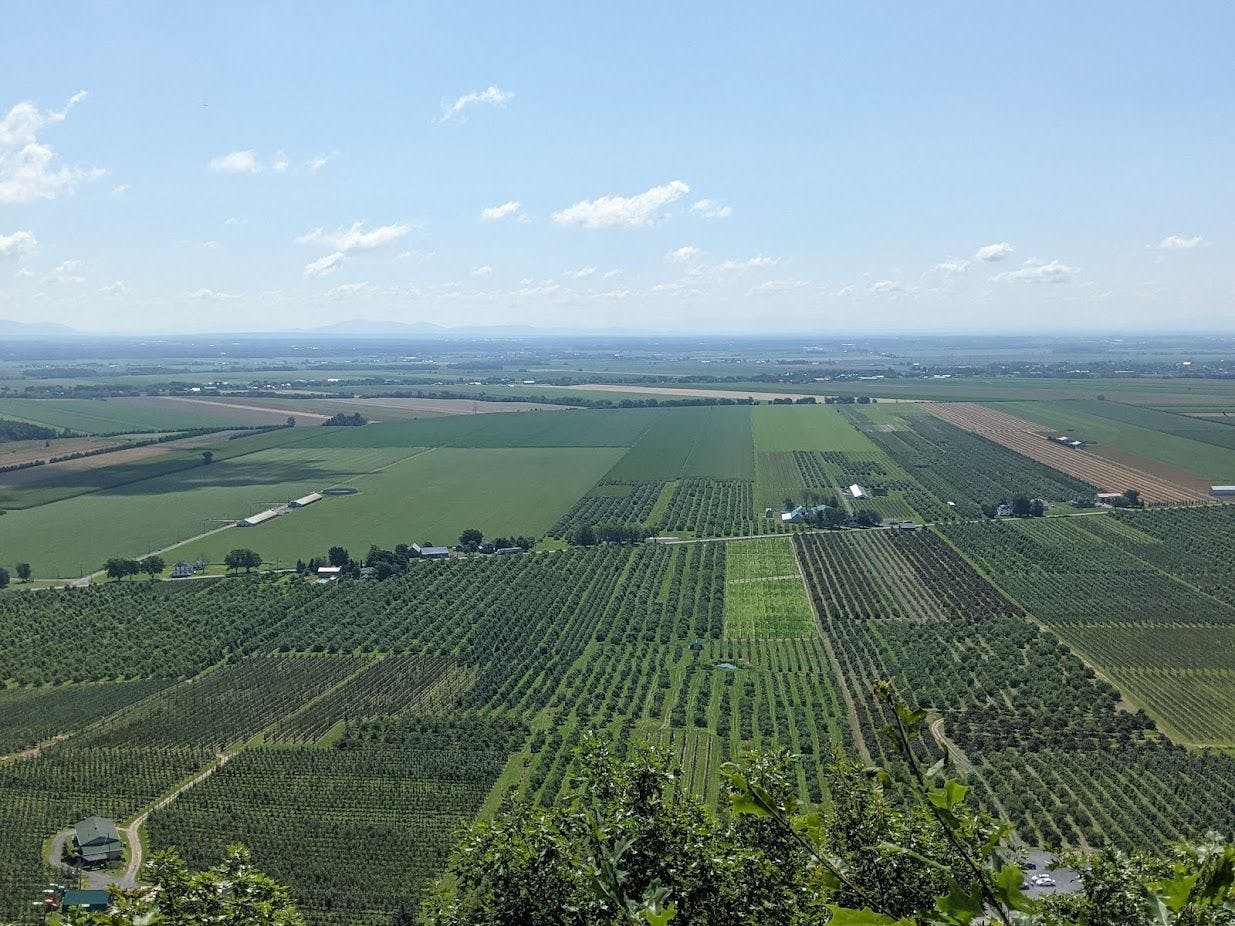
604, 405, 754, 480
182, 446, 624, 566
722, 537, 814, 637
0, 396, 259, 433
751, 404, 877, 452
996, 399, 1235, 481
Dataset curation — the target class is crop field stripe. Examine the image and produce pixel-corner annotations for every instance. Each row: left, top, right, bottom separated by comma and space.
923, 402, 1209, 505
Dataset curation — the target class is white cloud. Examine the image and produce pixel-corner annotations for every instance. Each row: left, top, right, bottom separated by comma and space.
98, 280, 129, 296
394, 249, 434, 262
603, 269, 623, 278
304, 252, 345, 277
975, 242, 1015, 262
690, 198, 732, 219
716, 255, 781, 271
208, 149, 261, 173
563, 266, 598, 278
202, 240, 222, 251
306, 151, 338, 172
751, 279, 808, 296
296, 221, 410, 253
271, 151, 290, 173
48, 259, 86, 284
832, 285, 856, 297
667, 245, 702, 263
0, 92, 102, 204
991, 258, 1076, 284
870, 280, 907, 295
186, 288, 239, 301
111, 183, 132, 195
1154, 235, 1205, 251
322, 281, 383, 299
935, 257, 970, 275
0, 229, 37, 258
481, 200, 522, 221
437, 86, 515, 123
224, 217, 245, 227
553, 180, 690, 229
471, 264, 493, 277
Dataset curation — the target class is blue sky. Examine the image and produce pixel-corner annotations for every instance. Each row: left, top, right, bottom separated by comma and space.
2, 2, 1233, 333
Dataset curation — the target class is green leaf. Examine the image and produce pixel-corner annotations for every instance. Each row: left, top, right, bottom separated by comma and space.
992, 863, 1037, 913
729, 791, 771, 817
825, 905, 913, 925
934, 879, 984, 925
1151, 869, 1198, 913
641, 902, 676, 925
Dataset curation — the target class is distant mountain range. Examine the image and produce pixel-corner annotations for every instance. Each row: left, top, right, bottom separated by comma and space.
0, 318, 79, 337
306, 318, 656, 337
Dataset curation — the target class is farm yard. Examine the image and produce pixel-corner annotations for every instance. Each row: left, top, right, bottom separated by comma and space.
3, 367, 1235, 921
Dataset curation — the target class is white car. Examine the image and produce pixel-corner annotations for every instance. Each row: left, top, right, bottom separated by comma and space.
1030, 874, 1056, 887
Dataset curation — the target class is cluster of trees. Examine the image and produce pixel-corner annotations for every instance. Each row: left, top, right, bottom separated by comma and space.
322, 412, 368, 426
982, 495, 1048, 518
1107, 488, 1144, 508
103, 555, 165, 580
223, 548, 262, 572
567, 522, 652, 545
456, 528, 534, 553
0, 418, 61, 441
0, 562, 31, 587
769, 395, 819, 404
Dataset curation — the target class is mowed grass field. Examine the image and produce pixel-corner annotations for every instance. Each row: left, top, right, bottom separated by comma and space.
183, 446, 625, 565
723, 537, 815, 637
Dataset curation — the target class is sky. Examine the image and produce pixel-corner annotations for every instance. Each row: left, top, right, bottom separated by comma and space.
1, 1, 1233, 335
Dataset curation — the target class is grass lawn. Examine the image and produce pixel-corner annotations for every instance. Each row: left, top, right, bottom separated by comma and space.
752, 405, 877, 452
722, 537, 814, 637
181, 446, 626, 566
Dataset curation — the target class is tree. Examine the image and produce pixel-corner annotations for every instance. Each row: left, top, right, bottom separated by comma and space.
63, 844, 304, 925
854, 508, 882, 528
459, 528, 484, 549
224, 548, 262, 573
570, 523, 598, 546
286, 415, 296, 427
15, 562, 31, 582
0, 567, 8, 589
1011, 494, 1034, 518
139, 555, 165, 579
328, 546, 350, 568
1124, 488, 1143, 508
201, 450, 214, 464
1030, 499, 1046, 517
104, 557, 141, 580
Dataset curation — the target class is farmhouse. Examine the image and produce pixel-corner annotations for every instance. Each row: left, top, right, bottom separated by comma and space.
1096, 492, 1125, 504
849, 484, 867, 499
781, 505, 808, 523
288, 492, 323, 508
1211, 485, 1235, 497
238, 509, 280, 527
74, 816, 122, 864
421, 546, 450, 559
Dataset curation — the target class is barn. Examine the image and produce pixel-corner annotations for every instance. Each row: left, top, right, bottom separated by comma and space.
74, 816, 122, 864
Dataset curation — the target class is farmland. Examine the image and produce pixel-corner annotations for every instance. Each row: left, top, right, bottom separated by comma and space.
5, 339, 1235, 920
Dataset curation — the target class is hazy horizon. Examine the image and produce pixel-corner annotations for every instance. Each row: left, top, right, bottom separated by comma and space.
2, 2, 1233, 334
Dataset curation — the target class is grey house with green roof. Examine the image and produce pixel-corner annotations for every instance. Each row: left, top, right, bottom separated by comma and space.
74, 816, 123, 863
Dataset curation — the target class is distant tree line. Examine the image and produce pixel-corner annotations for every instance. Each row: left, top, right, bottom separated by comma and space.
322, 412, 368, 426
0, 418, 63, 441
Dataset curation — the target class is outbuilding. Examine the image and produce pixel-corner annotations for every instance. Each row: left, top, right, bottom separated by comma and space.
781, 505, 808, 523
237, 509, 280, 527
61, 890, 112, 913
849, 484, 867, 499
288, 492, 324, 508
1211, 486, 1235, 497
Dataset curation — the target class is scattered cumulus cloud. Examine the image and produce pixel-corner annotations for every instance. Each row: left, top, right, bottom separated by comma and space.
690, 198, 732, 219
991, 258, 1076, 284
0, 91, 103, 204
563, 266, 598, 278
935, 257, 970, 275
98, 280, 129, 296
186, 288, 239, 301
208, 149, 261, 173
306, 152, 337, 172
832, 285, 856, 297
667, 245, 702, 263
471, 264, 493, 277
1153, 235, 1205, 251
553, 180, 690, 229
0, 229, 37, 258
750, 279, 808, 296
437, 86, 515, 123
271, 151, 290, 173
481, 200, 522, 221
304, 252, 345, 278
975, 241, 1015, 262
716, 255, 780, 271
870, 280, 907, 295
111, 183, 131, 195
